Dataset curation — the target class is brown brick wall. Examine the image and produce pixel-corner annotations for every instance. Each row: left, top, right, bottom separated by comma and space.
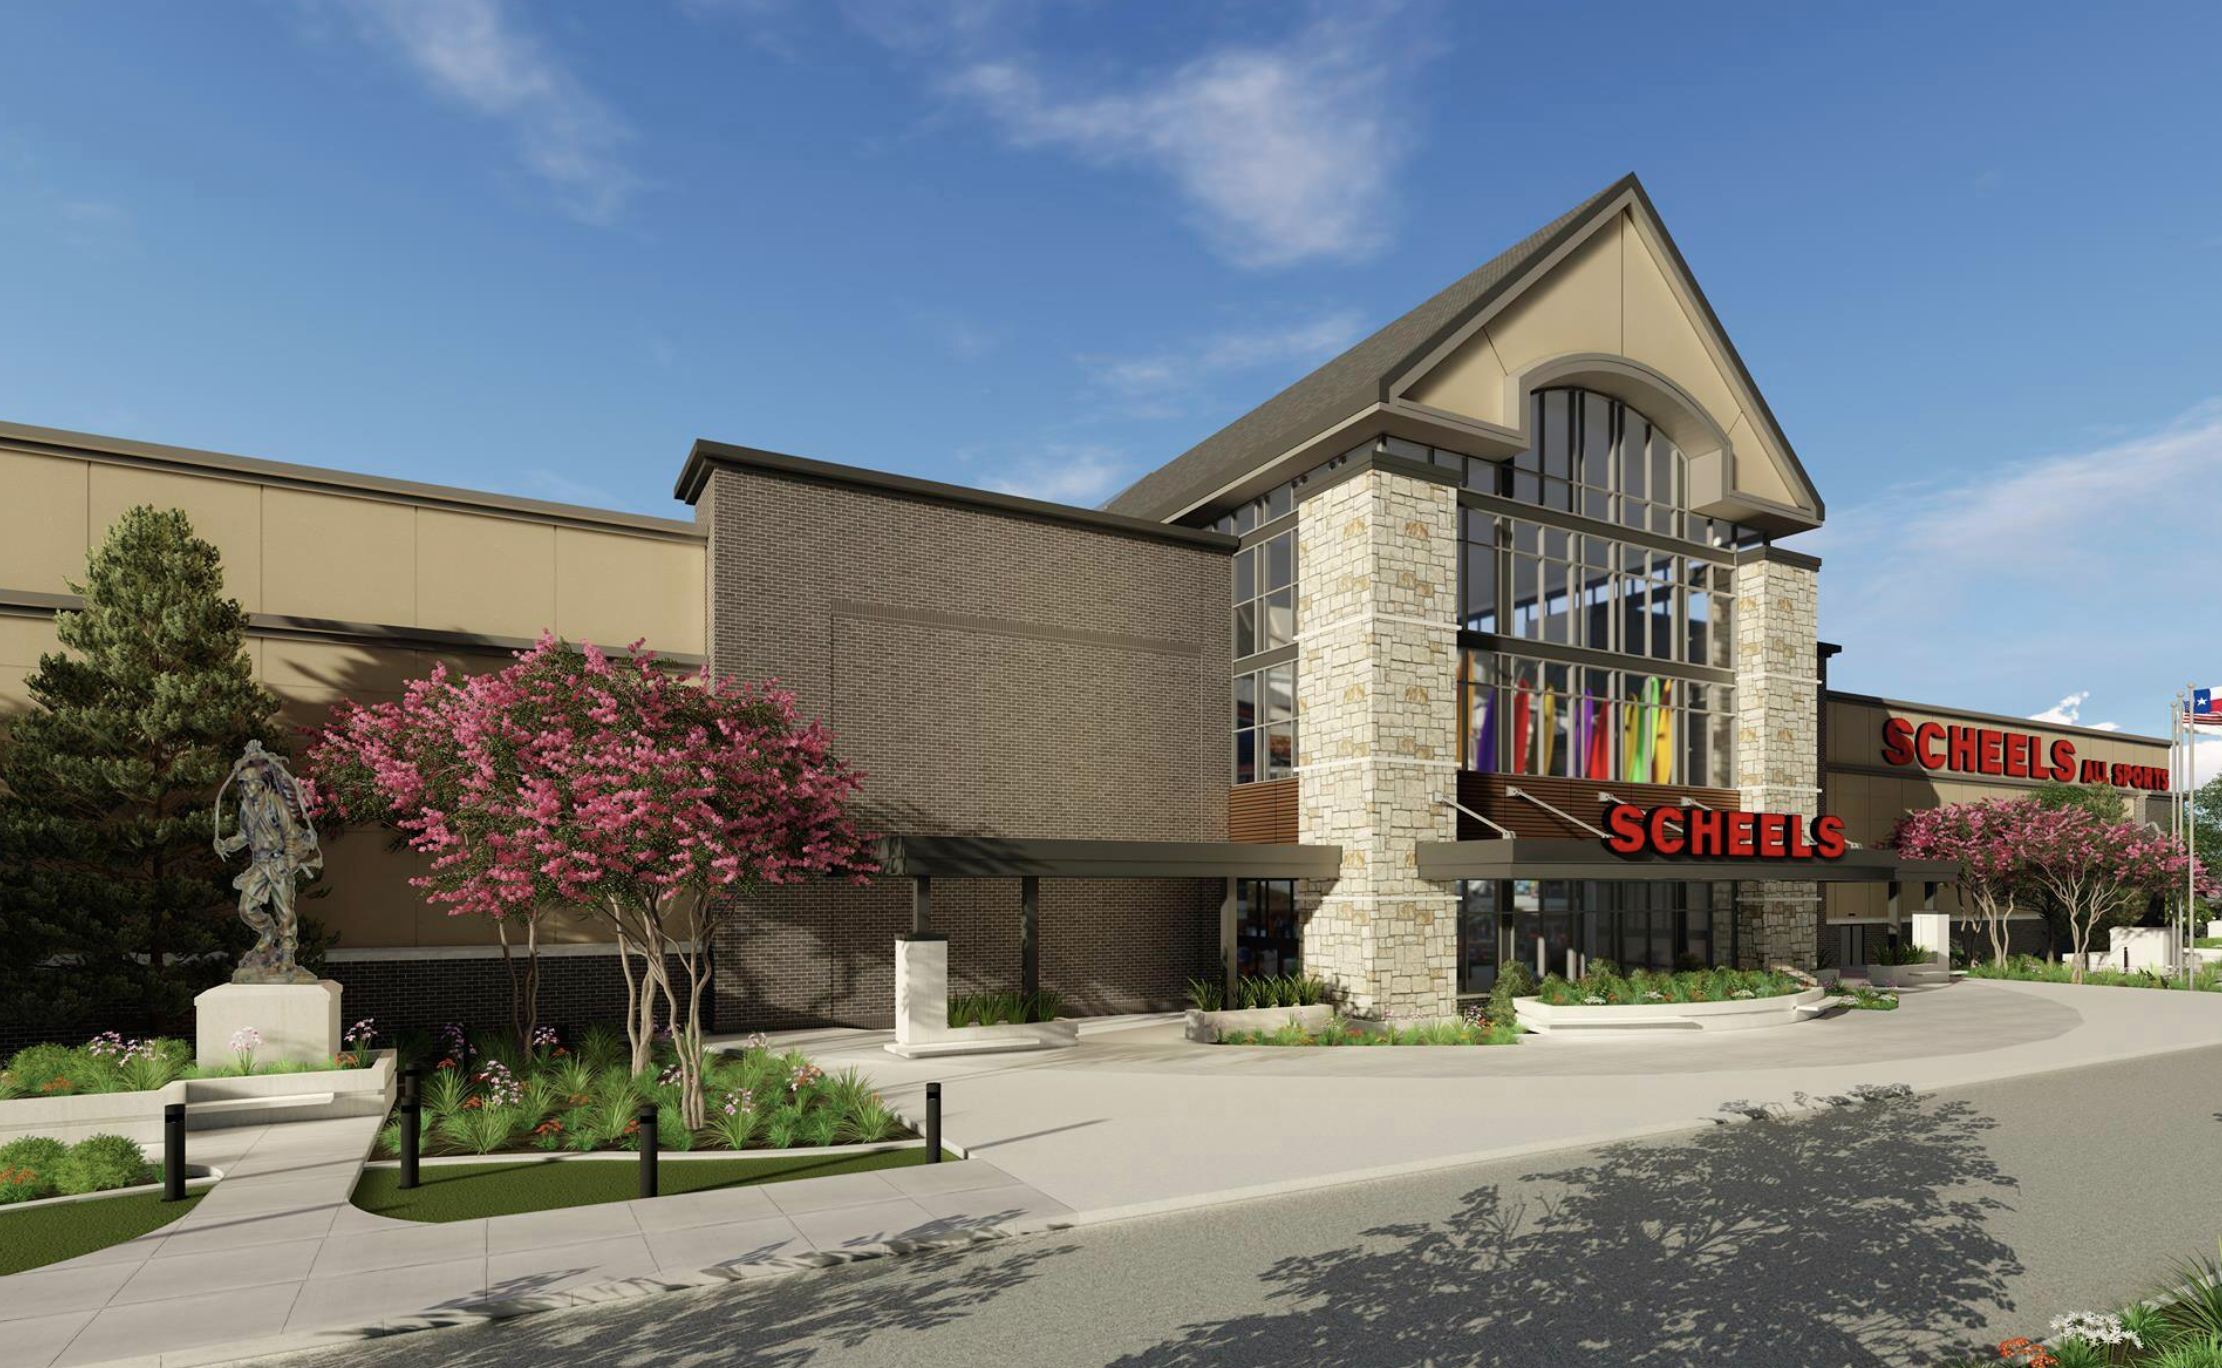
703, 464, 1234, 1025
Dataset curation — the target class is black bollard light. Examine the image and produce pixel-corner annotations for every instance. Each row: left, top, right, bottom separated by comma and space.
163, 1102, 186, 1202
399, 1065, 422, 1191
637, 1103, 659, 1198
925, 1082, 942, 1163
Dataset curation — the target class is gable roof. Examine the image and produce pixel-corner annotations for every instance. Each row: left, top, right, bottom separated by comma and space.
1104, 173, 1816, 527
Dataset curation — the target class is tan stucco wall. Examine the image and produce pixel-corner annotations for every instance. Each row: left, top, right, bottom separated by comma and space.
1823, 694, 2171, 921
0, 437, 706, 952
1402, 208, 1805, 511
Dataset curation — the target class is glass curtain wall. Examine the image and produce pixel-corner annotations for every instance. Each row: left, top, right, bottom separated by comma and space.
1458, 879, 1737, 994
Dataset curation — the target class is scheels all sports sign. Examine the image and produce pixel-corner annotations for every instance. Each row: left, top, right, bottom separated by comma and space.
1878, 717, 2168, 792
1602, 803, 1848, 861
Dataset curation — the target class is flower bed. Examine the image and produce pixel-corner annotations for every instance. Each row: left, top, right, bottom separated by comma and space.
374, 1025, 911, 1158
1939, 1242, 2222, 1367
1967, 955, 2222, 993
0, 1026, 382, 1100
1215, 1007, 1521, 1047
1516, 967, 1823, 1035
948, 990, 1063, 1028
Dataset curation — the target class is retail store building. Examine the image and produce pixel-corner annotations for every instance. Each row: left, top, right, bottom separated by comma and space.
0, 173, 2169, 1034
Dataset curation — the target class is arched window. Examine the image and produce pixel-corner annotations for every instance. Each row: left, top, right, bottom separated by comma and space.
1512, 388, 1687, 537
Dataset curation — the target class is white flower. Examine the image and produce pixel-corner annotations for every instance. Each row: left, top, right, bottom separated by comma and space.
1731, 989, 1756, 999
1582, 995, 1607, 1005
229, 1027, 261, 1049
1643, 991, 1665, 1001
2049, 1311, 2140, 1348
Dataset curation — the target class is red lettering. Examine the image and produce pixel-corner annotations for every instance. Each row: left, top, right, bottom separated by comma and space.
2003, 733, 2028, 778
1688, 807, 1724, 854
2049, 740, 2076, 782
1603, 803, 1646, 855
1782, 815, 1813, 859
1649, 807, 1685, 856
1949, 726, 1979, 772
1756, 812, 1787, 857
1916, 723, 1947, 771
1725, 811, 1757, 858
1881, 717, 1917, 767
1813, 815, 1847, 860
1976, 729, 2004, 776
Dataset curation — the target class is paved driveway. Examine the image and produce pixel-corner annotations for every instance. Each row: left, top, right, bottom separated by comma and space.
804, 978, 2222, 1216
269, 1041, 2222, 1368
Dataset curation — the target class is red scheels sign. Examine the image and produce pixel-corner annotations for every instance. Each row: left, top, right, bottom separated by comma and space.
1878, 717, 2167, 792
1601, 803, 1847, 861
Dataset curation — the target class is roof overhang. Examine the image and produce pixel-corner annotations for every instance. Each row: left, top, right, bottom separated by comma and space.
1416, 838, 1958, 885
878, 835, 1342, 881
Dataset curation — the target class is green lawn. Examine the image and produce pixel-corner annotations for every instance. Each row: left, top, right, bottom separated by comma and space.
0, 1190, 204, 1275
354, 1148, 961, 1223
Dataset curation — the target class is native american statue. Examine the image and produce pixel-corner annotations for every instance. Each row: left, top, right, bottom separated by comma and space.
213, 740, 323, 986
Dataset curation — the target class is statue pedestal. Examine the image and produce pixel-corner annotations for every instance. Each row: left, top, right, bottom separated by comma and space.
194, 980, 343, 1069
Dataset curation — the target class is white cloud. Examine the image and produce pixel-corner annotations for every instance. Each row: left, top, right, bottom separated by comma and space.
326, 0, 638, 225
2196, 733, 2222, 788
943, 6, 1417, 268
979, 443, 1135, 507
1080, 310, 1365, 415
1809, 399, 2222, 741
2029, 691, 2120, 731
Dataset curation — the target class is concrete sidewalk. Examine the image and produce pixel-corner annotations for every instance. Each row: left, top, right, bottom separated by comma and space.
3, 1117, 1070, 1368
804, 978, 2222, 1219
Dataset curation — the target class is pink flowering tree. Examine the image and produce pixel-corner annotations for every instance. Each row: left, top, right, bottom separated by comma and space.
307, 635, 877, 1127
2012, 804, 2208, 984
1890, 800, 2032, 970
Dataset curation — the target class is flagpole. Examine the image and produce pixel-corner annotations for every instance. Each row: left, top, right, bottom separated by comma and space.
2175, 691, 2188, 984
2190, 681, 2201, 984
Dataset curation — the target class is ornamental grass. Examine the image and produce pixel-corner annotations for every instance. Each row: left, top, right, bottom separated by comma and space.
0, 1027, 383, 1100
375, 1026, 908, 1159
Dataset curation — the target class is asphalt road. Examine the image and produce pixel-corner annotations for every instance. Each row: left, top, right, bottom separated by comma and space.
275, 1045, 2222, 1368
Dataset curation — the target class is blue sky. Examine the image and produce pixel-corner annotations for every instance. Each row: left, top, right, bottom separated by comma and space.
3, 1, 2218, 770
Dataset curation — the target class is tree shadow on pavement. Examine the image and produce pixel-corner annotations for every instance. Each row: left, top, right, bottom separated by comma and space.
295, 1231, 1080, 1368
1112, 1084, 2021, 1368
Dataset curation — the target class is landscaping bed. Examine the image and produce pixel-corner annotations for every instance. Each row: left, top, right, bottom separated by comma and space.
1216, 1007, 1521, 1047
0, 1028, 382, 1099
1941, 1242, 2222, 1367
1967, 955, 2222, 993
0, 1189, 205, 1275
1514, 966, 1822, 1035
353, 1148, 958, 1223
374, 1025, 913, 1158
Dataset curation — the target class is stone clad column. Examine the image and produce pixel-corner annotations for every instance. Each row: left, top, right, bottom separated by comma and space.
1295, 463, 1461, 1019
1732, 549, 1822, 968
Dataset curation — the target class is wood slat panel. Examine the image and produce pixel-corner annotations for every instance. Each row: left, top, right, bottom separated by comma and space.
1229, 778, 1300, 844
1455, 772, 1739, 841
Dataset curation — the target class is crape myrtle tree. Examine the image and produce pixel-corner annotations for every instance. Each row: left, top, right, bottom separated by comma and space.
1890, 800, 2029, 970
0, 507, 287, 1034
309, 635, 876, 1128
2012, 804, 2208, 984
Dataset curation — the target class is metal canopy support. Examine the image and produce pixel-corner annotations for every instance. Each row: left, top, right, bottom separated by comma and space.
1887, 880, 1902, 945
1505, 785, 1609, 839
911, 875, 932, 936
1438, 795, 1513, 838
1020, 876, 1040, 998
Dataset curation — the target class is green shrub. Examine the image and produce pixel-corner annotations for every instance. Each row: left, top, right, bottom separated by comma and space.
762, 1108, 804, 1149
57, 1134, 153, 1195
842, 1098, 900, 1143
0, 1135, 70, 1203
1185, 977, 1224, 1011
1868, 940, 1936, 967
948, 989, 1062, 1027
4, 1043, 107, 1096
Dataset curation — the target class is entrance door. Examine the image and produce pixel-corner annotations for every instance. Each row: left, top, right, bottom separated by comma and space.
1235, 879, 1301, 979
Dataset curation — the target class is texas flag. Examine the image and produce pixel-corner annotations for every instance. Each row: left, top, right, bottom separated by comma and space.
2192, 688, 2222, 726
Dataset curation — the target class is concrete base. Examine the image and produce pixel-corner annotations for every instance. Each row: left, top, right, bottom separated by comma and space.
886, 1020, 1079, 1058
2103, 925, 2178, 974
1184, 1004, 1336, 1044
892, 936, 948, 1048
194, 979, 343, 1069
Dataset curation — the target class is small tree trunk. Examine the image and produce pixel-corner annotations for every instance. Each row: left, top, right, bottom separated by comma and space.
497, 917, 522, 1052
521, 915, 541, 1054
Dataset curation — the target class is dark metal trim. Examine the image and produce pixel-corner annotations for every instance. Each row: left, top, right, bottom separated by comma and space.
1415, 837, 1959, 885
877, 834, 1343, 881
1456, 489, 1737, 564
1294, 448, 1464, 505
1734, 544, 1822, 572
1456, 631, 1736, 687
678, 441, 1238, 551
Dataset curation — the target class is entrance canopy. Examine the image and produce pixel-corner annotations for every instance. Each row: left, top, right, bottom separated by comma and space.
877, 835, 1341, 881
1417, 837, 1959, 886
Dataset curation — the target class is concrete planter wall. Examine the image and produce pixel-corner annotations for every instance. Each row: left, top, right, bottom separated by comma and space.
1184, 1004, 1335, 1043
0, 1052, 394, 1145
1514, 986, 1828, 1036
1858, 961, 1951, 988
886, 1019, 1078, 1059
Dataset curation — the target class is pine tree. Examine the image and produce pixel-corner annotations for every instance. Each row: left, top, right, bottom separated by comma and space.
0, 506, 288, 1038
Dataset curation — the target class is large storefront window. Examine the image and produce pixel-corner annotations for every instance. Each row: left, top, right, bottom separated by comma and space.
1461, 511, 1735, 668
1458, 652, 1736, 786
1229, 500, 1298, 786
1236, 878, 1301, 979
1457, 879, 1736, 994
1233, 662, 1296, 783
